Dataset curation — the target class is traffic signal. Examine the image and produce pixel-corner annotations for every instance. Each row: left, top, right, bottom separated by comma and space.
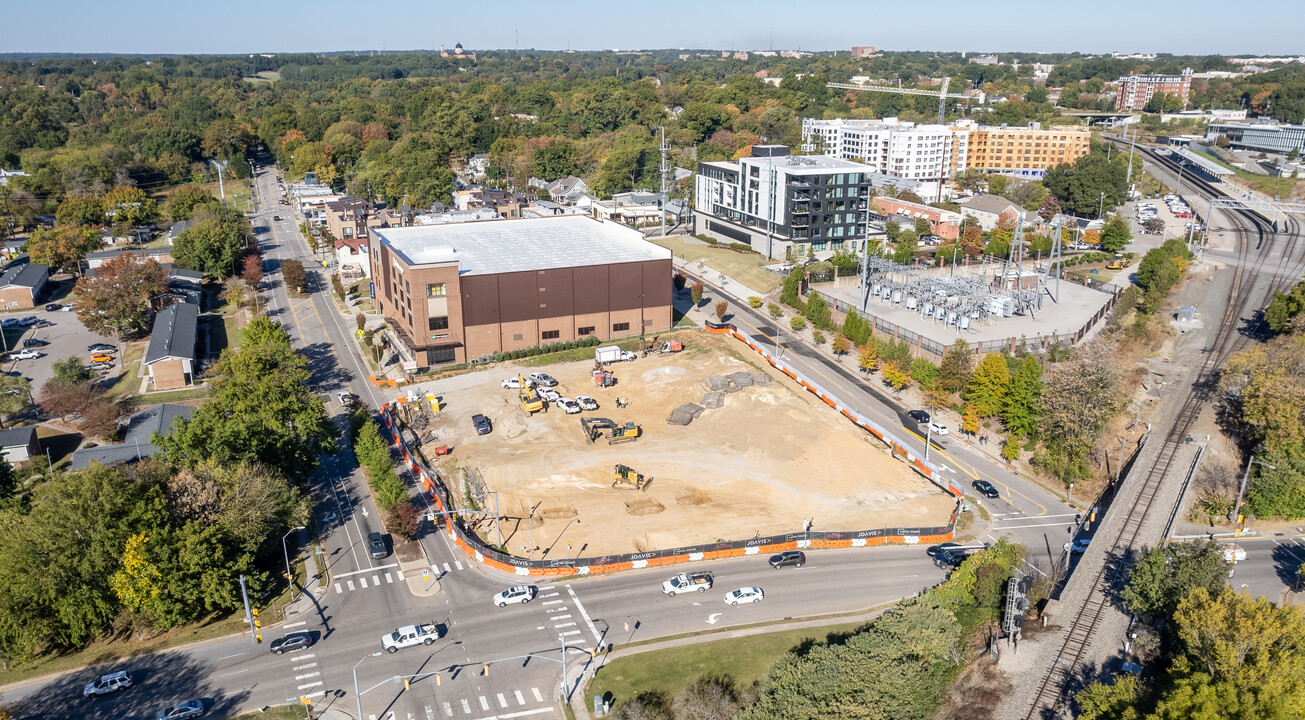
588, 647, 596, 658
254, 618, 261, 630
252, 607, 259, 618
435, 674, 442, 686
403, 678, 410, 691
482, 663, 490, 676
256, 634, 263, 644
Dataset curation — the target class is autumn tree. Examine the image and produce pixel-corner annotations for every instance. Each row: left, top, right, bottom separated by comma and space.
1038, 344, 1120, 482
714, 300, 728, 321
242, 252, 263, 287
1219, 333, 1305, 455
167, 185, 218, 221
881, 361, 911, 392
172, 205, 251, 277
23, 225, 103, 273
858, 342, 880, 373
966, 353, 1010, 418
1037, 194, 1061, 223
55, 194, 106, 228
938, 339, 974, 393
71, 252, 169, 338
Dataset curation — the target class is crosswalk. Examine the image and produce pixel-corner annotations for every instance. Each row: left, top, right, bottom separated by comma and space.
289, 651, 322, 691
332, 561, 468, 594
369, 687, 552, 719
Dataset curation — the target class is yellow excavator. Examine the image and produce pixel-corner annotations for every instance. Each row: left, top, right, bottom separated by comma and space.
518, 375, 544, 414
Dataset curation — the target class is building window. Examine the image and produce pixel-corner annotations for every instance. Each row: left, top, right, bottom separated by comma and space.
428, 316, 449, 331
613, 322, 630, 332
426, 347, 456, 366
513, 333, 524, 341
578, 326, 595, 336
426, 283, 446, 297
542, 330, 560, 340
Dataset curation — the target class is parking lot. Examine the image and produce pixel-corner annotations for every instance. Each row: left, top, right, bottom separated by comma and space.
1125, 193, 1202, 254
1, 306, 119, 395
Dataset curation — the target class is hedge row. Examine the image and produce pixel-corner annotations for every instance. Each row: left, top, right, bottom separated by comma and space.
486, 336, 602, 362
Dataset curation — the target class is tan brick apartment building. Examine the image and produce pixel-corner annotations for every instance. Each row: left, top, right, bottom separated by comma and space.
0, 263, 48, 308
1115, 68, 1193, 111
370, 215, 673, 368
967, 124, 1091, 178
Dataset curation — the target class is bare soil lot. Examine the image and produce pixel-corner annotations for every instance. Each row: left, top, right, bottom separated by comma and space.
414, 333, 954, 557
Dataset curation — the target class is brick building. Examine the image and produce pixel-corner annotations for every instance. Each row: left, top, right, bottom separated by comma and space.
0, 263, 48, 308
966, 123, 1091, 178
870, 198, 962, 240
370, 216, 672, 369
1115, 68, 1193, 111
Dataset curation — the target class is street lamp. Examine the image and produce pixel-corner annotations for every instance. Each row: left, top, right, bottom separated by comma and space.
1231, 455, 1277, 525
353, 651, 383, 720
282, 525, 306, 600
923, 419, 933, 464
210, 159, 230, 206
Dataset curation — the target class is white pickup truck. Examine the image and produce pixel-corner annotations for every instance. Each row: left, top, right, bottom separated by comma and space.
382, 623, 441, 653
661, 571, 713, 596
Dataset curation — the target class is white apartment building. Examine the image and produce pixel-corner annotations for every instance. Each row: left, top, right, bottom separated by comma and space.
800, 117, 968, 201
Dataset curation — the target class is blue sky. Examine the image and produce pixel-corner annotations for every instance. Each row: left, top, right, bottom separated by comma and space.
8, 0, 1304, 55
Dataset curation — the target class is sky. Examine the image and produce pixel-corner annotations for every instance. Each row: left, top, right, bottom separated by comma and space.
8, 0, 1305, 56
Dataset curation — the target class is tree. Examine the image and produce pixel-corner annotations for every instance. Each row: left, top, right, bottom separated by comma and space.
529, 140, 579, 181
858, 342, 880, 373
1038, 345, 1120, 482
767, 302, 783, 318
201, 119, 255, 161
892, 232, 918, 265
672, 675, 740, 720
55, 194, 106, 228
881, 361, 911, 392
831, 335, 850, 356
911, 357, 939, 388
1220, 335, 1305, 455
714, 300, 728, 320
1245, 453, 1305, 520
79, 388, 124, 440
281, 259, 307, 294
988, 175, 1009, 195
962, 404, 980, 435
110, 533, 164, 618
803, 292, 830, 329
1265, 281, 1305, 333
966, 353, 1010, 418
1123, 541, 1230, 619
23, 225, 103, 273
681, 102, 731, 142
842, 308, 871, 346
938, 339, 974, 393
172, 207, 250, 277
1037, 194, 1061, 223
1074, 674, 1143, 720
242, 253, 263, 288
1002, 357, 1044, 440
52, 355, 91, 385
156, 318, 337, 480
39, 379, 94, 421
1043, 150, 1128, 216
72, 252, 169, 338
1174, 587, 1305, 689
779, 270, 803, 310
1099, 214, 1133, 252
167, 185, 218, 221
101, 187, 158, 228
788, 316, 806, 331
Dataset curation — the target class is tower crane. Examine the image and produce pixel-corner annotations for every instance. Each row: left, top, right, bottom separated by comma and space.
826, 77, 982, 124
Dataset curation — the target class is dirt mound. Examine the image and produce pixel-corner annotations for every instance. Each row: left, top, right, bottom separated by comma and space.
540, 506, 577, 520
624, 498, 666, 515
676, 490, 712, 506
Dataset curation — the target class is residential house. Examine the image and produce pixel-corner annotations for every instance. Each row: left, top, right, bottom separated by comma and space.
543, 176, 590, 204
144, 301, 199, 390
167, 220, 191, 245
0, 263, 49, 308
958, 195, 1027, 231
86, 246, 173, 270
162, 267, 203, 307
0, 426, 40, 465
871, 198, 962, 240
70, 404, 195, 470
589, 192, 664, 227
335, 236, 369, 277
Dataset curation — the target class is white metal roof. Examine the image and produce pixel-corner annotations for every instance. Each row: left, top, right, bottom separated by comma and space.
372, 215, 671, 276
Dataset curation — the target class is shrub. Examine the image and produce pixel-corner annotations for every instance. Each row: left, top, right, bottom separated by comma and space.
767, 302, 783, 318
386, 500, 423, 540
1001, 437, 1022, 462
789, 316, 807, 331
812, 330, 826, 344
748, 296, 763, 308
355, 312, 366, 333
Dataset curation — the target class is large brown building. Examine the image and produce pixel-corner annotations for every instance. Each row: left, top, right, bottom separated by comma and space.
1115, 68, 1193, 111
370, 216, 673, 369
966, 124, 1091, 178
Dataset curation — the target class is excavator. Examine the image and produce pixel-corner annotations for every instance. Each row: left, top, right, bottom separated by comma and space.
580, 417, 642, 445
518, 375, 544, 414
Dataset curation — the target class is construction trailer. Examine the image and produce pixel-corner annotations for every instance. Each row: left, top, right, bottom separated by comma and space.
580, 417, 643, 445
612, 464, 652, 491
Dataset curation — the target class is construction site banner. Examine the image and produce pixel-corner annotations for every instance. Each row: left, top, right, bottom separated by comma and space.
382, 404, 957, 577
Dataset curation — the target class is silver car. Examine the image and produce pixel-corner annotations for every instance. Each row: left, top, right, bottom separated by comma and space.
156, 700, 205, 719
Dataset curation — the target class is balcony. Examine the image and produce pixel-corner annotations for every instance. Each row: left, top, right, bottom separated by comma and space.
792, 203, 810, 214
791, 217, 811, 228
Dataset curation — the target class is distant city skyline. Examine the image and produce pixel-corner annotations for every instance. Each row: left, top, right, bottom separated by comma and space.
8, 0, 1304, 56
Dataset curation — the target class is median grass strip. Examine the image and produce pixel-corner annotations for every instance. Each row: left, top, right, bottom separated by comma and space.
588, 620, 870, 711
231, 705, 307, 720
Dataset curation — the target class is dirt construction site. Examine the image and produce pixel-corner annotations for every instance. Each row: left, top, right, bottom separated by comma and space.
411, 333, 955, 558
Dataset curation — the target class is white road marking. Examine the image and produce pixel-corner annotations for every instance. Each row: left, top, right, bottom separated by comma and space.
444, 563, 452, 572
540, 591, 559, 598
397, 569, 405, 579
443, 702, 453, 717
360, 576, 368, 588
514, 690, 525, 705
550, 614, 572, 620
542, 600, 563, 606
293, 663, 318, 671
562, 639, 585, 646
469, 709, 553, 720
455, 560, 464, 570
335, 563, 399, 578
347, 579, 356, 591
285, 621, 307, 629
335, 582, 343, 594
479, 696, 490, 711
566, 585, 604, 644
216, 652, 246, 661
373, 574, 381, 586
992, 521, 1076, 530
531, 688, 544, 702
297, 681, 323, 690
386, 572, 394, 583
290, 654, 315, 661
560, 630, 581, 636
461, 699, 471, 714
553, 622, 576, 628
295, 672, 320, 680
497, 693, 508, 708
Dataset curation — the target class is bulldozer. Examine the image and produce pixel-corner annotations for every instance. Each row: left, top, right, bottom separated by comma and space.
581, 417, 643, 445
518, 375, 544, 414
612, 464, 651, 491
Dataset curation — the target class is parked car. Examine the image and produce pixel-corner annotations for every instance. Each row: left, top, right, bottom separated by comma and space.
576, 395, 599, 411
368, 531, 388, 559
23, 338, 48, 348
44, 303, 61, 312
61, 304, 75, 312
972, 480, 1000, 499
501, 377, 533, 390
558, 397, 581, 414
33, 320, 54, 328
492, 585, 537, 607
472, 413, 493, 435
927, 421, 949, 436
88, 343, 115, 353
18, 316, 36, 326
269, 632, 313, 655
769, 550, 806, 569
1064, 539, 1090, 554
723, 587, 765, 605
84, 670, 133, 698
538, 387, 561, 402
89, 353, 113, 364
528, 372, 558, 387
0, 318, 22, 328
337, 390, 354, 407
155, 700, 205, 719
89, 361, 114, 372
908, 410, 930, 423
14, 349, 43, 360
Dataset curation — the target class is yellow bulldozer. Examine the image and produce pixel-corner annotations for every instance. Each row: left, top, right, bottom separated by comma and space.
612, 464, 651, 491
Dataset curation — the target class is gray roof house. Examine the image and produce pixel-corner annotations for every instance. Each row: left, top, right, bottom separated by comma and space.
0, 263, 49, 307
145, 301, 200, 390
959, 195, 1026, 231
0, 426, 40, 465
70, 404, 195, 469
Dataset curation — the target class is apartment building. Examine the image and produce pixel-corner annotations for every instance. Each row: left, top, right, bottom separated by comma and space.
369, 215, 672, 368
1115, 68, 1193, 111
967, 123, 1091, 178
693, 145, 884, 259
801, 118, 967, 197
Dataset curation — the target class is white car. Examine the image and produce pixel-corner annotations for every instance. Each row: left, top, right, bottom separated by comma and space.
13, 349, 42, 360
1064, 539, 1090, 554
492, 585, 537, 607
928, 421, 949, 436
84, 670, 133, 697
528, 372, 558, 387
61, 304, 75, 312
501, 377, 533, 390
337, 390, 354, 407
724, 587, 764, 606
576, 395, 599, 411
558, 397, 581, 414
538, 387, 561, 402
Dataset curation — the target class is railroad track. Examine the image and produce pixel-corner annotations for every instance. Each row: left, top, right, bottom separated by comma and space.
1023, 141, 1305, 719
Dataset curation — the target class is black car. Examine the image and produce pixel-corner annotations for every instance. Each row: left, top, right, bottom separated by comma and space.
907, 410, 930, 424
368, 531, 388, 559
23, 338, 48, 348
925, 542, 960, 558
44, 303, 61, 312
972, 480, 1000, 499
472, 413, 493, 435
269, 632, 312, 655
769, 550, 806, 569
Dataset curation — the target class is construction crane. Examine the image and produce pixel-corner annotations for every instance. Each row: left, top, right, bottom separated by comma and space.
826, 78, 982, 124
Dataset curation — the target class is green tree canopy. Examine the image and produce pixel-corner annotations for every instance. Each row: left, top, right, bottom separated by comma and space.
171, 205, 250, 277
966, 353, 1010, 418
1122, 541, 1230, 619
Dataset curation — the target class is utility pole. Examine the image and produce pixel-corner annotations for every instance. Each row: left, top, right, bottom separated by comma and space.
239, 574, 258, 644
659, 125, 669, 238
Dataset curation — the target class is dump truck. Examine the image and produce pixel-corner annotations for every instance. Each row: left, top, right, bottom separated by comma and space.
612, 464, 651, 490
661, 571, 713, 596
381, 623, 441, 653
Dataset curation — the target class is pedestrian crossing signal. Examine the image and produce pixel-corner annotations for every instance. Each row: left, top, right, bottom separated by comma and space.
403, 678, 410, 691
256, 634, 263, 644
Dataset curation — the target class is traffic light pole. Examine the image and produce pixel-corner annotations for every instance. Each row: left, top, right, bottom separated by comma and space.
238, 574, 261, 645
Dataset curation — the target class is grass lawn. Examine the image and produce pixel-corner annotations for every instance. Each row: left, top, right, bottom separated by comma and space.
105, 343, 145, 399
141, 387, 210, 404
1188, 147, 1303, 198
587, 620, 869, 710
650, 236, 782, 294
218, 314, 244, 356
241, 70, 282, 85
0, 611, 244, 687
232, 705, 310, 720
